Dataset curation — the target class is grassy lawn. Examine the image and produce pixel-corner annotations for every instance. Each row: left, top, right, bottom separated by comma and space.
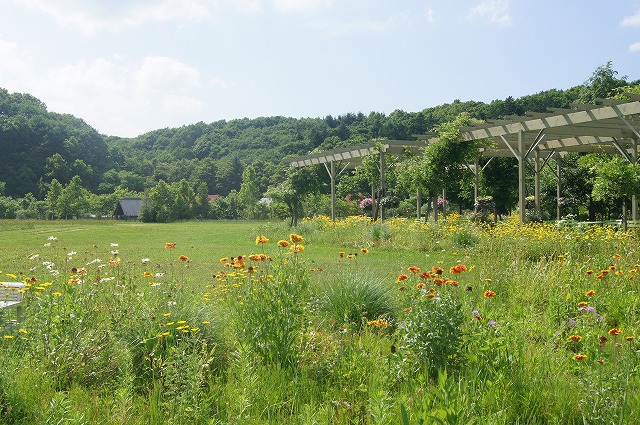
0, 217, 638, 424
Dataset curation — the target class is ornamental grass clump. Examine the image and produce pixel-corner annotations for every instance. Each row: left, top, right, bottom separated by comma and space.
318, 271, 397, 329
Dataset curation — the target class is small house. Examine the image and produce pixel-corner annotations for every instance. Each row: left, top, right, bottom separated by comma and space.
114, 197, 143, 220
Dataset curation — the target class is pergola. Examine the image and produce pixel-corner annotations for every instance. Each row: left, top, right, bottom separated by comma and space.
286, 95, 640, 223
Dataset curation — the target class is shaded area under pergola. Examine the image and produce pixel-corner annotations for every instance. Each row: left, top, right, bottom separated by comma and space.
286, 95, 640, 223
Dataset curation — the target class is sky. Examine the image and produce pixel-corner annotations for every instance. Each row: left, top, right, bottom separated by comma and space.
1, 0, 639, 138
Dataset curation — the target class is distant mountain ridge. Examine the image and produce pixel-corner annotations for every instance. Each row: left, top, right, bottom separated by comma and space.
0, 85, 584, 198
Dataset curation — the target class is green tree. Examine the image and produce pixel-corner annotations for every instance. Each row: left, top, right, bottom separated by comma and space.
173, 179, 195, 220
58, 176, 89, 219
586, 156, 640, 229
193, 181, 211, 219
45, 179, 63, 219
146, 180, 175, 222
238, 165, 262, 219
578, 61, 628, 104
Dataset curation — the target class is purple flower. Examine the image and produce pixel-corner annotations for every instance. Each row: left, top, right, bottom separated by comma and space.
488, 320, 497, 327
567, 317, 577, 326
472, 310, 479, 317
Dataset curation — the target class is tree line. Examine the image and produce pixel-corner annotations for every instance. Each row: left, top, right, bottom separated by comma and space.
0, 62, 637, 222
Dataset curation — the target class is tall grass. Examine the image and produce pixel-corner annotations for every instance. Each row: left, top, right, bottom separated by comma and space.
0, 217, 639, 423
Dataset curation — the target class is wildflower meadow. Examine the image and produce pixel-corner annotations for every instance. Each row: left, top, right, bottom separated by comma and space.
0, 216, 638, 424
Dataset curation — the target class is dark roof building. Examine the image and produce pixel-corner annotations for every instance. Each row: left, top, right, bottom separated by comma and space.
114, 197, 143, 220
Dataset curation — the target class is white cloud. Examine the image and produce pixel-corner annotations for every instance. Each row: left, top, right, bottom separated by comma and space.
312, 12, 410, 38
164, 94, 204, 114
10, 0, 211, 34
233, 0, 263, 13
134, 56, 201, 94
621, 9, 640, 27
2, 48, 211, 136
0, 35, 33, 81
468, 0, 511, 27
274, 0, 334, 12
630, 42, 640, 53
425, 8, 435, 24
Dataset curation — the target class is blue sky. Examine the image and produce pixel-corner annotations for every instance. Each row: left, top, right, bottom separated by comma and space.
1, 0, 638, 137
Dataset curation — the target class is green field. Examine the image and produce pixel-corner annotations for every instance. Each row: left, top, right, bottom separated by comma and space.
0, 217, 638, 424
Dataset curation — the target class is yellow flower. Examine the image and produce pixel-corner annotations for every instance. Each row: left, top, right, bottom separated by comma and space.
277, 240, 290, 248
255, 235, 269, 244
290, 244, 304, 253
568, 335, 582, 342
572, 354, 587, 360
3, 335, 14, 339
289, 233, 304, 243
360, 248, 369, 254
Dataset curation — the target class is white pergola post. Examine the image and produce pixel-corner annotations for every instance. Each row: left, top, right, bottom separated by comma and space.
534, 150, 541, 211
556, 153, 562, 221
518, 130, 526, 224
633, 138, 638, 222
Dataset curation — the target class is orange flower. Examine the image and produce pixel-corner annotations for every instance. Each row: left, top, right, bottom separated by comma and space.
179, 255, 189, 262
367, 318, 388, 328
420, 271, 434, 279
568, 335, 583, 342
255, 235, 269, 244
572, 354, 587, 360
219, 257, 228, 262
483, 290, 496, 298
625, 336, 635, 341
432, 266, 444, 275
416, 283, 425, 290
450, 264, 467, 274
396, 274, 408, 283
577, 301, 588, 307
277, 240, 290, 248
165, 242, 176, 249
425, 293, 436, 299
608, 328, 622, 335
586, 270, 594, 275
360, 248, 369, 254
585, 290, 595, 297
339, 251, 345, 258
598, 335, 608, 345
408, 266, 420, 274
289, 233, 304, 243
143, 272, 153, 278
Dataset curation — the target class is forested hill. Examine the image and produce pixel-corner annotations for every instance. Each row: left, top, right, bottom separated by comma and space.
1, 85, 582, 198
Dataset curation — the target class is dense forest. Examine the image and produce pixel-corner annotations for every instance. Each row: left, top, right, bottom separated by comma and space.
0, 62, 637, 222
